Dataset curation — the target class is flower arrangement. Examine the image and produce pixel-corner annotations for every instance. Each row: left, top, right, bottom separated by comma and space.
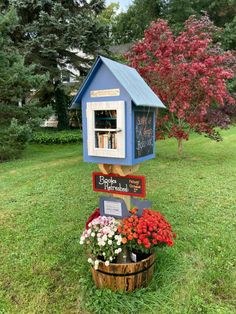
80, 208, 176, 268
80, 215, 123, 269
118, 208, 176, 255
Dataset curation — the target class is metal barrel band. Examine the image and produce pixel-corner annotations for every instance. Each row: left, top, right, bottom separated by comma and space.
94, 260, 156, 277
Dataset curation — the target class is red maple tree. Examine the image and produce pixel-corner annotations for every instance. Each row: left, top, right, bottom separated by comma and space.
126, 15, 235, 154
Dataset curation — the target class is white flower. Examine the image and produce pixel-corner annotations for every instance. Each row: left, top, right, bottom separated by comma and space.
103, 227, 110, 234
109, 257, 113, 261
88, 222, 92, 227
116, 235, 122, 241
102, 252, 106, 256
98, 239, 105, 246
88, 258, 93, 264
94, 260, 100, 267
80, 240, 84, 245
91, 232, 95, 237
108, 240, 112, 245
102, 235, 108, 242
117, 248, 122, 254
117, 241, 121, 246
105, 261, 110, 266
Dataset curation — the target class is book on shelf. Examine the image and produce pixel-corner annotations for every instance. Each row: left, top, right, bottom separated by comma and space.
98, 134, 104, 148
95, 132, 99, 148
103, 134, 108, 148
96, 132, 117, 149
114, 133, 117, 149
108, 133, 112, 149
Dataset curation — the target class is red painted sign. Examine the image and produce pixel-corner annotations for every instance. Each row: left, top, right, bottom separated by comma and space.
92, 172, 146, 198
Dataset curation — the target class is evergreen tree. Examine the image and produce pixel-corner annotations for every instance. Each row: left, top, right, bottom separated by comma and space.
0, 8, 51, 161
0, 8, 45, 105
1, 0, 109, 129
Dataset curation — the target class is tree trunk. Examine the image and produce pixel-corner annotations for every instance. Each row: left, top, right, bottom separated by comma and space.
54, 87, 69, 130
178, 138, 183, 156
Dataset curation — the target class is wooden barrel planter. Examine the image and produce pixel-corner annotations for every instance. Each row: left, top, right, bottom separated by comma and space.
91, 253, 156, 292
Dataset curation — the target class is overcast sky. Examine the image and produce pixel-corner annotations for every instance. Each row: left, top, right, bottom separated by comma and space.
106, 0, 133, 11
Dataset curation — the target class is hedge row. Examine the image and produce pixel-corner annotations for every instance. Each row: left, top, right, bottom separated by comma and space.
31, 130, 83, 144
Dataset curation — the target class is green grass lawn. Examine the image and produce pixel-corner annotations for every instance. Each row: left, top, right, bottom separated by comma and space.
0, 128, 236, 314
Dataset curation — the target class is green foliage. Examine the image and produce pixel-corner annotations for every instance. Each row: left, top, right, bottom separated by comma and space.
0, 8, 47, 104
112, 0, 162, 44
98, 2, 119, 44
112, 0, 236, 44
0, 102, 53, 128
0, 100, 53, 162
31, 130, 82, 144
0, 118, 31, 162
221, 16, 236, 50
0, 8, 51, 162
99, 2, 119, 26
1, 1, 109, 118
0, 128, 236, 313
162, 0, 236, 29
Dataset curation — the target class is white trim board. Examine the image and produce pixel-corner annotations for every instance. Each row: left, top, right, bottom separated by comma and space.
86, 101, 126, 158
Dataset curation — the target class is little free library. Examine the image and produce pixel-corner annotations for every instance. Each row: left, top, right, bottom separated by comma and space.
71, 56, 176, 292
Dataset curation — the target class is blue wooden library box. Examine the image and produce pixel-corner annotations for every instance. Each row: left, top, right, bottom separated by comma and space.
70, 56, 165, 166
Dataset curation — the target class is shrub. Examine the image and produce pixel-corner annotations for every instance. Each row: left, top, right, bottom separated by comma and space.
0, 119, 31, 162
31, 130, 83, 144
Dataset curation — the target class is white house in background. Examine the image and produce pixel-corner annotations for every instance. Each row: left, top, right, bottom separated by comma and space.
60, 49, 92, 86
41, 50, 87, 127
42, 46, 131, 127
40, 114, 58, 128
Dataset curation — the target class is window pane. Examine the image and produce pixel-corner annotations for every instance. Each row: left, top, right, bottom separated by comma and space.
94, 110, 117, 129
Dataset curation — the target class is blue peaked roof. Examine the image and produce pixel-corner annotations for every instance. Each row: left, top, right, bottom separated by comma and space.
70, 56, 165, 109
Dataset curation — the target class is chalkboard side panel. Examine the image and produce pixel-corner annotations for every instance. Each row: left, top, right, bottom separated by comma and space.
132, 105, 156, 164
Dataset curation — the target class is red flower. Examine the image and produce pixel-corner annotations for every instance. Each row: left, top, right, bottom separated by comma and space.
128, 234, 133, 241
122, 237, 127, 244
117, 209, 176, 252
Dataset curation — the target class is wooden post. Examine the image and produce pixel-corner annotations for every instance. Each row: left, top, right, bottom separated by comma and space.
98, 164, 113, 174
98, 164, 140, 211
114, 194, 131, 211
98, 164, 139, 176
112, 164, 140, 176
